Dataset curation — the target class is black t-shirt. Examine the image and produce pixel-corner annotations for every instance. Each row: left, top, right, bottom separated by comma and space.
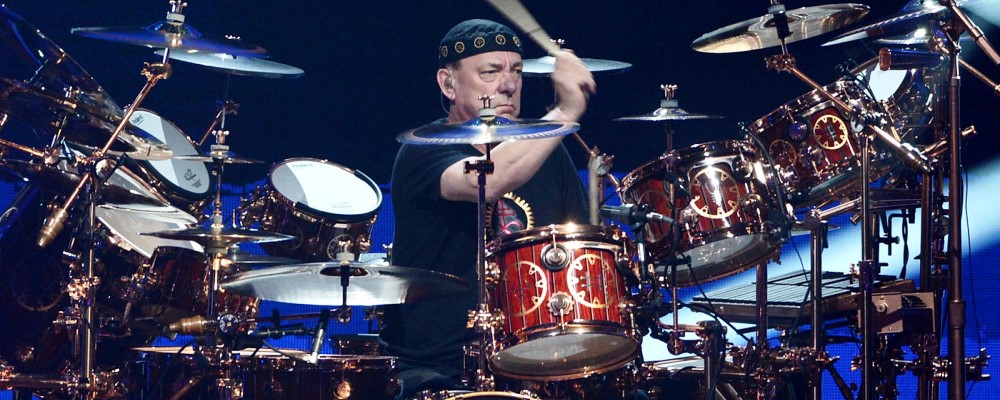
381, 130, 588, 379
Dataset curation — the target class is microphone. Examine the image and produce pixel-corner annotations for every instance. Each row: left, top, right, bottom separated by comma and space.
878, 48, 942, 71
37, 207, 69, 248
600, 204, 674, 225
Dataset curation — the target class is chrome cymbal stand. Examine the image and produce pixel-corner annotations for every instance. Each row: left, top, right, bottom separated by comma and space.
465, 96, 502, 392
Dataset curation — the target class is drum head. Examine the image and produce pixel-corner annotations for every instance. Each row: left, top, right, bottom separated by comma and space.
128, 109, 211, 199
95, 203, 202, 258
269, 158, 382, 220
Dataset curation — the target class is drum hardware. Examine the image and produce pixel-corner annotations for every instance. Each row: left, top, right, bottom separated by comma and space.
70, 1, 267, 57
198, 100, 240, 147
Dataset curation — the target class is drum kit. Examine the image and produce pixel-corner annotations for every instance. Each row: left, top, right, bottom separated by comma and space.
0, 0, 995, 399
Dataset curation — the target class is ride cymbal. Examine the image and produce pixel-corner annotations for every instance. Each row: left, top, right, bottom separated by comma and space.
693, 4, 870, 53
220, 262, 470, 306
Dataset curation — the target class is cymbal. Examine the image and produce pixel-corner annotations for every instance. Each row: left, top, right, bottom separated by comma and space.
615, 106, 723, 122
692, 4, 870, 53
154, 50, 303, 79
141, 225, 292, 248
522, 56, 631, 77
220, 262, 470, 306
0, 78, 173, 158
71, 21, 266, 57
173, 149, 263, 164
823, 4, 947, 46
0, 6, 121, 115
0, 160, 164, 205
398, 116, 579, 145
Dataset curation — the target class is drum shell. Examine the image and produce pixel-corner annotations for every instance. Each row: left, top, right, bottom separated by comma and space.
620, 140, 784, 287
485, 224, 639, 381
237, 158, 382, 262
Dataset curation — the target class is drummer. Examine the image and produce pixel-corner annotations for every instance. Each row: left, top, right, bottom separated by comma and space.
379, 18, 595, 397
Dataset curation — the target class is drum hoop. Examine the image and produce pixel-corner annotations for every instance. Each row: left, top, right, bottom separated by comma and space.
750, 80, 866, 134
267, 157, 383, 221
487, 224, 624, 254
129, 109, 213, 201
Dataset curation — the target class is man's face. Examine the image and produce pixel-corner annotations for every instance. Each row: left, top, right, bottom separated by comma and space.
447, 51, 523, 122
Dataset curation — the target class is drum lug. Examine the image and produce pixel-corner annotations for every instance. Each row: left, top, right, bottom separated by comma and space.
484, 261, 501, 287
331, 378, 353, 400
540, 243, 570, 271
547, 292, 574, 318
215, 377, 244, 400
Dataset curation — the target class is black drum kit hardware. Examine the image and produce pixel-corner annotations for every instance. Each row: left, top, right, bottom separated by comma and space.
0, 0, 996, 399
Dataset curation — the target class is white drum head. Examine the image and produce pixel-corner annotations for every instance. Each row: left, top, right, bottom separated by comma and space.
270, 159, 381, 218
129, 110, 211, 197
855, 64, 907, 104
96, 204, 202, 258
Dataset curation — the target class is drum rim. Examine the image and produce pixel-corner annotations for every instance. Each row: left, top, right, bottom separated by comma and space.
487, 223, 625, 254
489, 335, 641, 381
128, 108, 213, 201
267, 157, 384, 221
749, 79, 867, 134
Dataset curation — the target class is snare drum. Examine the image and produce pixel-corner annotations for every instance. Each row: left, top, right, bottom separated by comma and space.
127, 109, 212, 217
750, 78, 892, 208
238, 158, 382, 262
486, 224, 639, 381
620, 140, 786, 287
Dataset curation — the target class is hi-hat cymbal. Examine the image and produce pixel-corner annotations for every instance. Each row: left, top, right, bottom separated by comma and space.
0, 160, 164, 205
71, 21, 266, 57
154, 50, 304, 79
398, 116, 579, 145
220, 262, 470, 306
141, 226, 292, 248
0, 78, 173, 159
823, 4, 947, 46
522, 56, 631, 77
692, 4, 870, 53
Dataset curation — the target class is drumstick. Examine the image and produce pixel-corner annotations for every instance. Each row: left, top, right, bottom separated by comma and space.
484, 0, 560, 55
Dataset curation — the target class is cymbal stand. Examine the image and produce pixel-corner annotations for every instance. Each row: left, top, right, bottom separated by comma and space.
466, 96, 501, 392
198, 100, 240, 147
545, 39, 620, 225
938, 2, 1000, 398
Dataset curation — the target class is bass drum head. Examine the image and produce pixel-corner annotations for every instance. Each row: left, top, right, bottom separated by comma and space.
128, 109, 212, 200
269, 158, 382, 221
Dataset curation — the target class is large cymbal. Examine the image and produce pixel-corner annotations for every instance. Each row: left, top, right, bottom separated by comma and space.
154, 50, 303, 79
173, 149, 263, 164
523, 56, 631, 77
692, 4, 870, 53
0, 78, 173, 159
398, 116, 579, 145
823, 3, 947, 46
141, 225, 292, 248
71, 21, 266, 57
220, 262, 470, 306
0, 6, 120, 113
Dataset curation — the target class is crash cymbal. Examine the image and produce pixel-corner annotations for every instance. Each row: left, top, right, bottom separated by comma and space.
71, 21, 266, 57
0, 160, 164, 205
692, 4, 870, 53
154, 50, 303, 79
398, 116, 579, 145
141, 225, 292, 248
173, 149, 263, 164
0, 6, 120, 113
522, 56, 631, 77
823, 4, 947, 46
0, 78, 173, 158
220, 262, 470, 306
